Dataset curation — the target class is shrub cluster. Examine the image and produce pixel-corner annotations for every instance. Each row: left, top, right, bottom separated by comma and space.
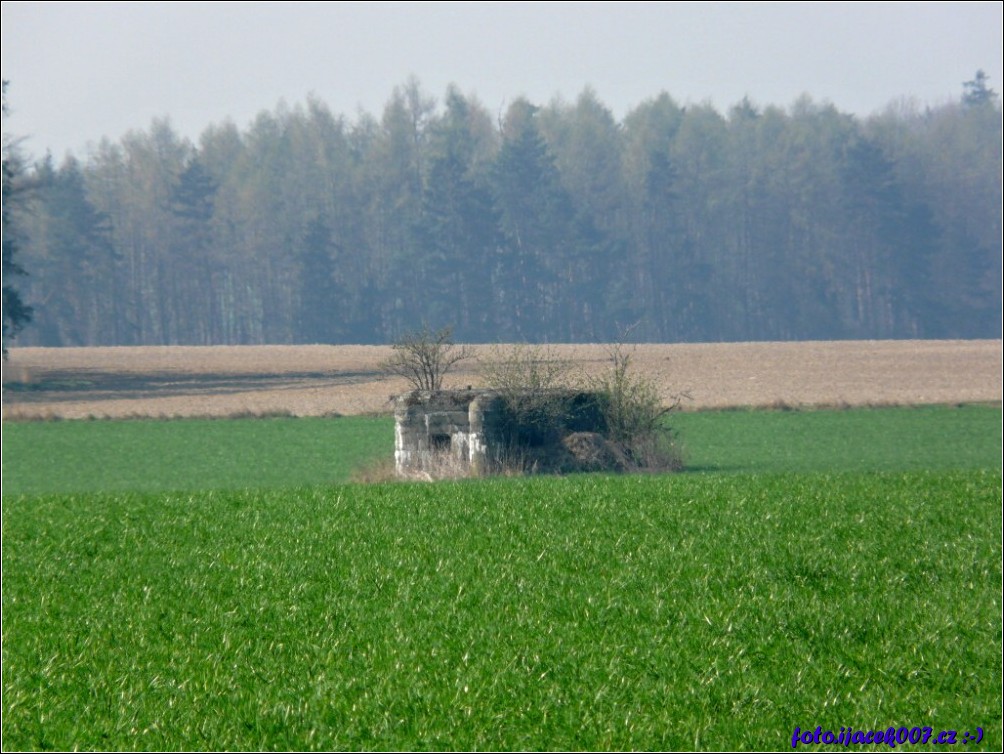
585, 343, 683, 472
479, 341, 683, 474
479, 343, 580, 448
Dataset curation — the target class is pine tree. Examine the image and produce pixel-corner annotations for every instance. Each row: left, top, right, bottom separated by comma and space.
963, 70, 997, 107
2, 81, 34, 355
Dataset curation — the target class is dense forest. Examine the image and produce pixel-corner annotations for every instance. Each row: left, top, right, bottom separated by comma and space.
3, 74, 1001, 347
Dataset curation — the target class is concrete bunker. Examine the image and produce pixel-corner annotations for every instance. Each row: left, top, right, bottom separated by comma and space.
393, 389, 610, 477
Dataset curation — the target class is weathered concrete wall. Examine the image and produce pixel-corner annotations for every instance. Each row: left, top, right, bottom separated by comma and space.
394, 389, 607, 477
468, 392, 509, 474
394, 390, 480, 476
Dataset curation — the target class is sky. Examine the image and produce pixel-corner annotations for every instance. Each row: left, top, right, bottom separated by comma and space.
2, 1, 1002, 160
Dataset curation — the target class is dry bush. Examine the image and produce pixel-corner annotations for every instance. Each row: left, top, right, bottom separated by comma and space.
350, 451, 472, 483
588, 342, 684, 472
479, 343, 578, 397
479, 443, 538, 478
616, 431, 685, 473
349, 455, 399, 483
352, 446, 534, 484
399, 448, 479, 482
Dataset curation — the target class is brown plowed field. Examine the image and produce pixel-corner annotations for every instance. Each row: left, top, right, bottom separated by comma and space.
2, 340, 1000, 420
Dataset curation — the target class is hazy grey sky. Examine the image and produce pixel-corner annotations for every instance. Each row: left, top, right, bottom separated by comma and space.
3, 1, 1002, 159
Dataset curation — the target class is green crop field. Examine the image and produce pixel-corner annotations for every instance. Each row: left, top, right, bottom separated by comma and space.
1, 415, 391, 495
3, 405, 1000, 495
2, 406, 1001, 750
670, 404, 1001, 474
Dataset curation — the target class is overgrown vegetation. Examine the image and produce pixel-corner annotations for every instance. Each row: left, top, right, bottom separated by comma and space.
479, 343, 576, 418
587, 342, 685, 471
478, 343, 581, 450
477, 341, 683, 474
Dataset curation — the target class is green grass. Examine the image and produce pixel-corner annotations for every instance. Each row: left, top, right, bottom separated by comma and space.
1, 415, 391, 495
2, 405, 1000, 496
673, 404, 1002, 474
3, 471, 1000, 751
3, 405, 1000, 749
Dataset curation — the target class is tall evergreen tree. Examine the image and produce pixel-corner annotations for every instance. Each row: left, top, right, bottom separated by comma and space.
837, 134, 911, 336
25, 157, 116, 345
1, 81, 33, 354
492, 100, 584, 340
295, 217, 342, 343
415, 89, 500, 340
963, 70, 997, 108
169, 156, 219, 343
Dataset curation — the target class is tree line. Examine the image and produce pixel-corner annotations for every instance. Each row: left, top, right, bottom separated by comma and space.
4, 74, 1001, 348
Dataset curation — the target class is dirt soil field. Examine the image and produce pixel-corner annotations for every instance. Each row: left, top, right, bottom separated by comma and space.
2, 340, 1000, 420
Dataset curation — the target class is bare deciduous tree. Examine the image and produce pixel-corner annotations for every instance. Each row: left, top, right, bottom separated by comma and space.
380, 324, 473, 392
